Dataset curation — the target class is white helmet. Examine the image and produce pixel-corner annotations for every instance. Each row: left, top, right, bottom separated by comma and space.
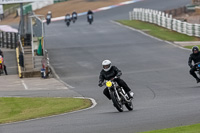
48, 11, 51, 14
102, 60, 112, 72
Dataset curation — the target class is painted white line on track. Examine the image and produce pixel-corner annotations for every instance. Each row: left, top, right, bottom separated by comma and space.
0, 97, 97, 126
112, 21, 191, 51
21, 80, 28, 90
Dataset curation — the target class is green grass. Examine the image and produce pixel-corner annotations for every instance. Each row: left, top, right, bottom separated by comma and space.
117, 20, 200, 42
0, 97, 91, 124
139, 123, 200, 133
184, 45, 200, 49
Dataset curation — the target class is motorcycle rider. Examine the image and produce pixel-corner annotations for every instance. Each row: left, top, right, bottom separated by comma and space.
98, 60, 134, 99
87, 10, 93, 22
65, 14, 71, 21
46, 11, 52, 24
0, 55, 7, 75
65, 13, 71, 26
72, 11, 78, 21
188, 46, 200, 83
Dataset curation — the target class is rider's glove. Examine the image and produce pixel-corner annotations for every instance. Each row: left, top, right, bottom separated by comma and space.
98, 82, 103, 87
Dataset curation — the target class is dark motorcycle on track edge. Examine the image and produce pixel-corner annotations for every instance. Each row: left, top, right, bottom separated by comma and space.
87, 14, 93, 25
72, 14, 77, 23
0, 60, 4, 75
46, 15, 51, 25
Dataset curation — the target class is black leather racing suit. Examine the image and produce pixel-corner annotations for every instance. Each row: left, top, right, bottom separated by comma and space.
87, 10, 93, 22
188, 51, 200, 80
99, 66, 131, 99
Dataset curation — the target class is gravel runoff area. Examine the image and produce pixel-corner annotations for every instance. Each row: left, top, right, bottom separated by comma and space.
0, 0, 131, 25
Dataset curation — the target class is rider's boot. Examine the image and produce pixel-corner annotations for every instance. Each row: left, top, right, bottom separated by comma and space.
128, 91, 134, 99
196, 78, 200, 83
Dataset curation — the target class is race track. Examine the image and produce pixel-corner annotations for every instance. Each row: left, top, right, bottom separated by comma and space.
2, 0, 200, 133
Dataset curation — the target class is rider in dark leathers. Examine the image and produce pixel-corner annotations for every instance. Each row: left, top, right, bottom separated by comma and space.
87, 10, 93, 22
46, 11, 52, 25
72, 11, 78, 20
188, 46, 200, 83
98, 60, 133, 99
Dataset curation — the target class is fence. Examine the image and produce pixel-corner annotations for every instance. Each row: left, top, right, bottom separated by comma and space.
3, 0, 64, 18
0, 32, 18, 49
17, 0, 54, 16
3, 5, 20, 18
129, 8, 200, 37
193, 0, 200, 5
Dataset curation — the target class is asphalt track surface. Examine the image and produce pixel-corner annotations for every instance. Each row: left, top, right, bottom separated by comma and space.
1, 0, 200, 133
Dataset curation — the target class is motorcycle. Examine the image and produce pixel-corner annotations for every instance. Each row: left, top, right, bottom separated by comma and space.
0, 59, 4, 75
87, 14, 93, 25
66, 19, 70, 27
65, 15, 71, 27
103, 77, 133, 112
195, 62, 200, 76
72, 14, 77, 23
46, 15, 51, 25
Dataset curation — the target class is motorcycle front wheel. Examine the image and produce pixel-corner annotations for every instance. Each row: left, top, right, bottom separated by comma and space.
110, 91, 123, 112
125, 101, 133, 111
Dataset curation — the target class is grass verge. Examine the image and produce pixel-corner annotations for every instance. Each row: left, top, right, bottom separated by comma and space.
117, 20, 200, 41
0, 97, 91, 124
184, 45, 200, 49
140, 123, 200, 133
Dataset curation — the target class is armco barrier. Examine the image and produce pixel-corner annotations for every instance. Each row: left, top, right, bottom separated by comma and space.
130, 8, 200, 37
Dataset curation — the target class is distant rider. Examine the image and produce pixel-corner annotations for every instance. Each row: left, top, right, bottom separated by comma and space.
46, 11, 52, 19
188, 46, 200, 83
46, 11, 52, 24
98, 60, 134, 99
0, 55, 7, 75
87, 10, 93, 22
65, 13, 71, 23
72, 11, 78, 20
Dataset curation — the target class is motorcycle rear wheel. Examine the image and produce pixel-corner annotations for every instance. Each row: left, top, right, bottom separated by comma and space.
110, 91, 123, 112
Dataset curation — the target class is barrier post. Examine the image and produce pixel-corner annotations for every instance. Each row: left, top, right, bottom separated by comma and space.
6, 32, 9, 48
11, 33, 13, 49
2, 32, 4, 48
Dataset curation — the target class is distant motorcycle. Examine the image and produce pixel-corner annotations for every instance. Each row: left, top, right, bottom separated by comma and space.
195, 62, 200, 78
101, 77, 133, 112
46, 15, 51, 25
65, 15, 71, 27
87, 14, 93, 25
0, 58, 4, 75
72, 13, 77, 23
66, 19, 71, 27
